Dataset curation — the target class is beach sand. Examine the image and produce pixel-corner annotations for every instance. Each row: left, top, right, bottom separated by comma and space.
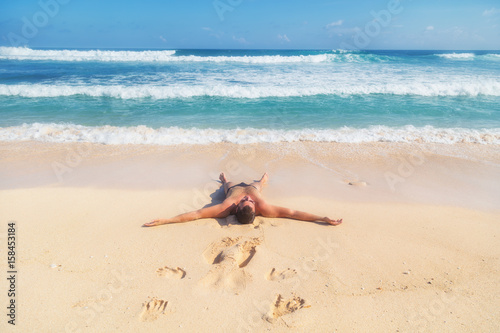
1, 141, 499, 332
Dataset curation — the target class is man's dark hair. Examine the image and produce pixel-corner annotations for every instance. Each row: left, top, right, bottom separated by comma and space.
235, 205, 255, 224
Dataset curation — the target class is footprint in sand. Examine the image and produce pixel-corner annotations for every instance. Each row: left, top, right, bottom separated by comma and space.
199, 236, 261, 293
156, 266, 186, 279
348, 180, 367, 187
265, 268, 297, 281
265, 294, 307, 323
139, 298, 168, 322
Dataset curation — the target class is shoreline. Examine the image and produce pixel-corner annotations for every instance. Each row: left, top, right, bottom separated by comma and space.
1, 140, 499, 211
1, 124, 499, 145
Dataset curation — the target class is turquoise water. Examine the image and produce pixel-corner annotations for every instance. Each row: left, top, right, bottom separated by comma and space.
0, 47, 499, 144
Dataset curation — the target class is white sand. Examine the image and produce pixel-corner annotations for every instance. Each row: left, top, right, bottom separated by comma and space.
1, 141, 499, 332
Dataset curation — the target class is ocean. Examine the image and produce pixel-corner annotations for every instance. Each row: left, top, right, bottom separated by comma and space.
0, 47, 499, 145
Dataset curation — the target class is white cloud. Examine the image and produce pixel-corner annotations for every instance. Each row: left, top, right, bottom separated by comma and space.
426, 26, 434, 31
483, 7, 500, 16
232, 35, 248, 44
440, 26, 465, 40
278, 34, 290, 42
331, 26, 361, 35
326, 20, 343, 29
159, 35, 167, 42
202, 27, 212, 31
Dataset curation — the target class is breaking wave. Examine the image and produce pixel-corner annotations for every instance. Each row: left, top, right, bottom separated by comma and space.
0, 47, 393, 63
1, 81, 499, 98
436, 52, 500, 61
0, 47, 177, 62
0, 123, 498, 145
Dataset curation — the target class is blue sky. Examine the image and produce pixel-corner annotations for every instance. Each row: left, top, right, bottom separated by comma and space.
1, 0, 499, 49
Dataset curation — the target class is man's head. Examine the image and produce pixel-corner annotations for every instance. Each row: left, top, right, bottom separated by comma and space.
235, 196, 255, 224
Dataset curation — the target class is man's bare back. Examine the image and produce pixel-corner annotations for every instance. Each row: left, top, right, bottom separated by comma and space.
143, 172, 342, 227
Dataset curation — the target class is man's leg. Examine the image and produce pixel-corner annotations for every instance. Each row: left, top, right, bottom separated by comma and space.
220, 173, 235, 195
250, 172, 268, 193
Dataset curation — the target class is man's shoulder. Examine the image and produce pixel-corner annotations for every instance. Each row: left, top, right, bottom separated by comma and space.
255, 200, 272, 214
222, 196, 239, 206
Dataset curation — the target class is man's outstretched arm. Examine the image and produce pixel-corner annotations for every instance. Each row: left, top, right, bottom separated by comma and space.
259, 204, 342, 226
143, 202, 234, 227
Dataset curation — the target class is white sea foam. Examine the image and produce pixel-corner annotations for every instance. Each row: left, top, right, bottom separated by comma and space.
167, 53, 393, 63
0, 123, 498, 145
2, 47, 499, 64
435, 52, 500, 61
0, 47, 388, 63
0, 47, 176, 62
481, 53, 500, 61
1, 80, 499, 98
436, 53, 476, 60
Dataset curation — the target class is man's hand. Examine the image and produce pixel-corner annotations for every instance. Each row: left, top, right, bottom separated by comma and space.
323, 217, 343, 226
142, 219, 168, 227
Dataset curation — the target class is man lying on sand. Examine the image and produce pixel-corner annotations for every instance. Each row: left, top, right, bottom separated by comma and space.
143, 172, 342, 227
